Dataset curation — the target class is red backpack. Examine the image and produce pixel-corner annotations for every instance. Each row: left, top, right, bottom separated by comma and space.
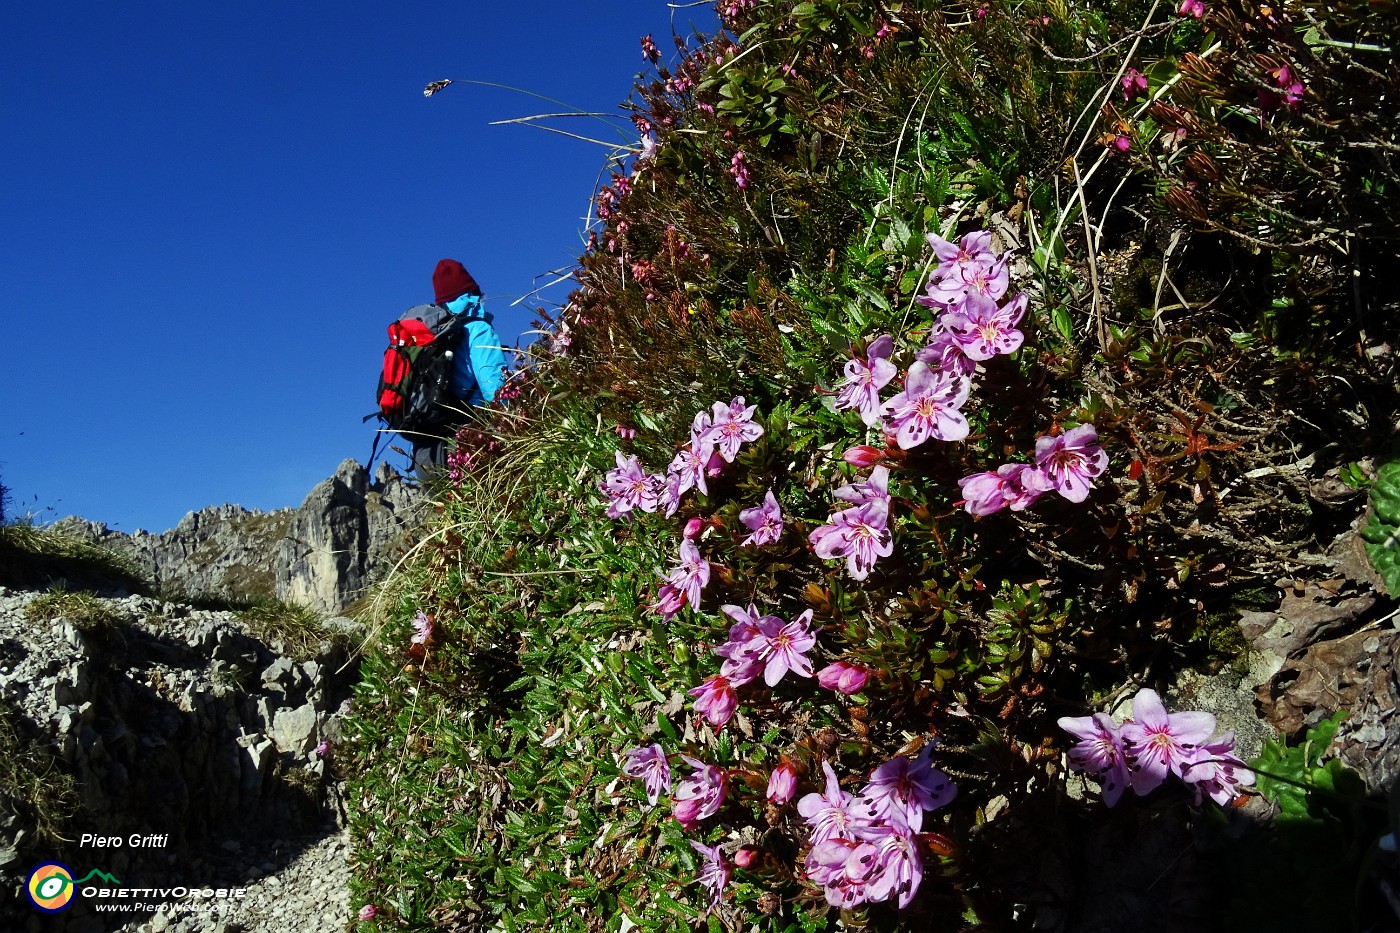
366, 305, 467, 463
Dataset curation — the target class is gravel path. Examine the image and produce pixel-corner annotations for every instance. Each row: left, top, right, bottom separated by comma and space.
122, 829, 353, 933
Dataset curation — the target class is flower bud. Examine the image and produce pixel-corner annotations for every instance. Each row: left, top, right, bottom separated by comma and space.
683, 517, 705, 539
816, 661, 872, 695
842, 445, 884, 468
733, 846, 760, 869
766, 760, 798, 804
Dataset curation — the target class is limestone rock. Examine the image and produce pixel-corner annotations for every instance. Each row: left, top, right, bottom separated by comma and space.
51, 459, 423, 613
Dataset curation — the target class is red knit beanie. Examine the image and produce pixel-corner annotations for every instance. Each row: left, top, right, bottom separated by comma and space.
433, 259, 481, 304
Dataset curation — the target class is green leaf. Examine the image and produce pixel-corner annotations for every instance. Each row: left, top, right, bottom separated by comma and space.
1361, 459, 1400, 593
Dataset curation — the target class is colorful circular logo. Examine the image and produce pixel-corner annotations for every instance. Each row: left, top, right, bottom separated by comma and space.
26, 862, 76, 912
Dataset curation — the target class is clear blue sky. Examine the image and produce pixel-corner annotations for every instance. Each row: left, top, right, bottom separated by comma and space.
2, 1, 719, 532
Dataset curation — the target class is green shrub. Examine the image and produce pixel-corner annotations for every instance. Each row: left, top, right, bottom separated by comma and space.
346, 1, 1398, 929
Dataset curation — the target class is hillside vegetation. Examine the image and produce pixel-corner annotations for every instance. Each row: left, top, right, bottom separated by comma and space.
346, 1, 1399, 931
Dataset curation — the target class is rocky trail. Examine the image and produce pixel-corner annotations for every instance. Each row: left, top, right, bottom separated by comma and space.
1, 460, 421, 932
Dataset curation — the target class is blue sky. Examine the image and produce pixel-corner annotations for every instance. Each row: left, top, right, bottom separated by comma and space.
2, 1, 719, 532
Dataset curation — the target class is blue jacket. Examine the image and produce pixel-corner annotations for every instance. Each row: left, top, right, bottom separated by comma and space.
453, 306, 508, 406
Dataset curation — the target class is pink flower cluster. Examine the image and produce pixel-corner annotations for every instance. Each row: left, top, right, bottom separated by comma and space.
717, 0, 755, 23
599, 396, 764, 521
957, 424, 1109, 513
621, 745, 732, 909
823, 227, 1109, 538
689, 603, 819, 726
598, 398, 769, 618
1059, 688, 1254, 807
1259, 62, 1305, 111
620, 742, 955, 912
808, 466, 893, 581
815, 229, 1048, 576
1121, 67, 1148, 100
799, 747, 956, 908
916, 230, 1028, 368
729, 150, 750, 190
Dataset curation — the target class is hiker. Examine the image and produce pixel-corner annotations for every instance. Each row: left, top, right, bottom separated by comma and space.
410, 259, 509, 476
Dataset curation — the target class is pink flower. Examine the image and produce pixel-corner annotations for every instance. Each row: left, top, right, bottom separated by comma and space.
747, 609, 819, 686
1025, 424, 1109, 503
683, 517, 705, 540
855, 743, 957, 832
1113, 133, 1132, 152
713, 603, 769, 685
623, 744, 673, 805
1119, 688, 1217, 795
358, 904, 379, 921
1057, 711, 1131, 806
920, 254, 1009, 309
673, 755, 726, 829
690, 840, 731, 909
641, 33, 660, 64
956, 463, 1043, 515
806, 837, 881, 908
601, 451, 662, 518
943, 292, 1028, 361
797, 761, 857, 843
668, 409, 717, 497
924, 229, 998, 285
658, 471, 683, 518
767, 760, 799, 804
1121, 68, 1148, 100
730, 150, 750, 189
655, 539, 710, 618
833, 465, 890, 508
1179, 733, 1255, 806
689, 674, 739, 727
739, 490, 783, 547
1178, 0, 1205, 16
809, 499, 894, 581
833, 334, 899, 426
668, 445, 708, 499
1260, 63, 1305, 111
879, 362, 972, 449
817, 660, 871, 694
410, 610, 434, 645
860, 816, 924, 909
914, 328, 976, 377
702, 397, 764, 462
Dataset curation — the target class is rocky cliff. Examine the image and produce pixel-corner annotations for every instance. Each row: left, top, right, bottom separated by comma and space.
52, 460, 423, 614
0, 457, 421, 931
0, 586, 358, 933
